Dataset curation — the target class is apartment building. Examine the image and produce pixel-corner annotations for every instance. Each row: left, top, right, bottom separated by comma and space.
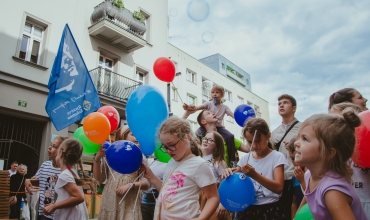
0, 0, 269, 178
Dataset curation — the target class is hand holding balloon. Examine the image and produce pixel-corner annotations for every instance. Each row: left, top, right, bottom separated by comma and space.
95, 147, 106, 161
139, 164, 155, 180
221, 167, 240, 179
241, 164, 257, 178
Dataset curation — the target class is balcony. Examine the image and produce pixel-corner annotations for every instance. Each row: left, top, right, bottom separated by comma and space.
89, 67, 142, 102
88, 1, 147, 53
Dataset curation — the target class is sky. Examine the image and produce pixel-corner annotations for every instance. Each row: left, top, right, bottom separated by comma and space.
167, 0, 370, 129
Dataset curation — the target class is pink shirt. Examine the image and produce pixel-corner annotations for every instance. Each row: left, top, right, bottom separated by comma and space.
304, 170, 368, 220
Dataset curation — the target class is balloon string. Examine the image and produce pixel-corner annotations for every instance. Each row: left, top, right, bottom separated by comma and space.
104, 157, 116, 181
246, 130, 257, 164
119, 171, 145, 204
132, 178, 142, 215
171, 82, 184, 104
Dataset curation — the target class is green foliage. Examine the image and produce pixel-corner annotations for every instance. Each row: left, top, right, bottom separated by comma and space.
133, 11, 145, 23
112, 0, 124, 10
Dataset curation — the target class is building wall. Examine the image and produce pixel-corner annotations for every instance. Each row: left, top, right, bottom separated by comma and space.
200, 54, 252, 91
0, 0, 269, 169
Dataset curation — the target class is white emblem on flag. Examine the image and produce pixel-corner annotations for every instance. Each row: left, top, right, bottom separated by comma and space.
55, 43, 79, 93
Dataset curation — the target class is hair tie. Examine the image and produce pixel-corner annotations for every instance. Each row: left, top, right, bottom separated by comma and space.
67, 165, 71, 170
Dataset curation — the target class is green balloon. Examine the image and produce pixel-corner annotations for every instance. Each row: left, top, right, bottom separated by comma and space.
295, 204, 314, 220
73, 127, 101, 154
154, 142, 171, 163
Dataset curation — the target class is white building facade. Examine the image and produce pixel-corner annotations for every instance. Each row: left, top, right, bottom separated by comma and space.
0, 0, 269, 176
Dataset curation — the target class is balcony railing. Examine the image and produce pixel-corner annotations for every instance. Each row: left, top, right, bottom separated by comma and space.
89, 67, 142, 101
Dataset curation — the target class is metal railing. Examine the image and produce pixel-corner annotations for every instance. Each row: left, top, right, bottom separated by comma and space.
89, 67, 142, 101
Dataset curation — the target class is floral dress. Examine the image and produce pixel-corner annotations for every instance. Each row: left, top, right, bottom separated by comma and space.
98, 158, 149, 220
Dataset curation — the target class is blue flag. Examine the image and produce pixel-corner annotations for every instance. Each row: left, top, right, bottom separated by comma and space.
45, 24, 101, 131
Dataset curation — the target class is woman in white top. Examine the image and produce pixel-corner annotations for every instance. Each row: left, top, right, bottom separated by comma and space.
140, 116, 219, 220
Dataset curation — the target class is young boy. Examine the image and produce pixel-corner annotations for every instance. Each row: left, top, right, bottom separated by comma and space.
183, 85, 237, 166
286, 137, 306, 219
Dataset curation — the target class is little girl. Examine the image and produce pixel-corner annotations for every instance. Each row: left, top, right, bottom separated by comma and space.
183, 84, 237, 166
222, 118, 289, 219
200, 131, 230, 220
43, 139, 96, 219
295, 112, 368, 220
140, 116, 219, 220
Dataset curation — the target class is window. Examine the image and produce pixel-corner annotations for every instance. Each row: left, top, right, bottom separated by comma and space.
254, 104, 261, 118
99, 55, 113, 70
237, 96, 244, 105
225, 90, 232, 102
140, 9, 151, 43
188, 120, 198, 132
221, 63, 225, 70
187, 94, 197, 105
226, 115, 234, 123
18, 21, 44, 64
135, 64, 149, 85
172, 87, 178, 101
186, 69, 197, 84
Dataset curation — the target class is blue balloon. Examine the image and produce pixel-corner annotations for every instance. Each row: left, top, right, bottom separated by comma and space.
126, 85, 168, 156
234, 104, 256, 127
102, 141, 111, 150
105, 140, 142, 174
219, 172, 255, 212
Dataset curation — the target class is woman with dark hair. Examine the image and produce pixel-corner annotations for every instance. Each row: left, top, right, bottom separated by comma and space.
328, 88, 368, 111
10, 164, 28, 219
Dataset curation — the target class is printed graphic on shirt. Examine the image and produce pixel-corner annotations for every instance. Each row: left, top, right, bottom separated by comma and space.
161, 171, 186, 211
44, 175, 58, 204
253, 173, 266, 201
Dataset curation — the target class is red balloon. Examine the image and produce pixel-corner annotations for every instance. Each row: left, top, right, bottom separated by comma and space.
352, 110, 370, 168
153, 57, 175, 82
97, 106, 120, 133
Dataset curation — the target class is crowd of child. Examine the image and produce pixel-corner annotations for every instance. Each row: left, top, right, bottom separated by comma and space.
21, 86, 369, 220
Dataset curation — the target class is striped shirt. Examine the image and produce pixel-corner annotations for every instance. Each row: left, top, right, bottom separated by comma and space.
35, 160, 60, 218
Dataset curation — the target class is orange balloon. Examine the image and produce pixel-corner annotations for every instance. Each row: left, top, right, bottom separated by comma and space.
83, 112, 111, 144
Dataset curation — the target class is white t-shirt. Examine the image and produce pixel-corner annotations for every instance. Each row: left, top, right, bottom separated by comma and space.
54, 169, 89, 220
237, 150, 288, 205
8, 169, 16, 177
144, 158, 167, 193
156, 156, 216, 220
350, 160, 370, 219
203, 154, 227, 183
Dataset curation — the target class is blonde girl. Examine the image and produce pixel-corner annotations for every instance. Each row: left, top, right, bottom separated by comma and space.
43, 139, 96, 219
295, 112, 367, 220
222, 118, 288, 219
141, 116, 219, 220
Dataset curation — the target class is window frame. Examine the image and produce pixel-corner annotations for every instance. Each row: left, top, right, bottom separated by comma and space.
186, 69, 197, 84
19, 21, 44, 64
187, 94, 197, 105
172, 86, 178, 102
224, 90, 233, 102
237, 96, 244, 105
139, 8, 152, 44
